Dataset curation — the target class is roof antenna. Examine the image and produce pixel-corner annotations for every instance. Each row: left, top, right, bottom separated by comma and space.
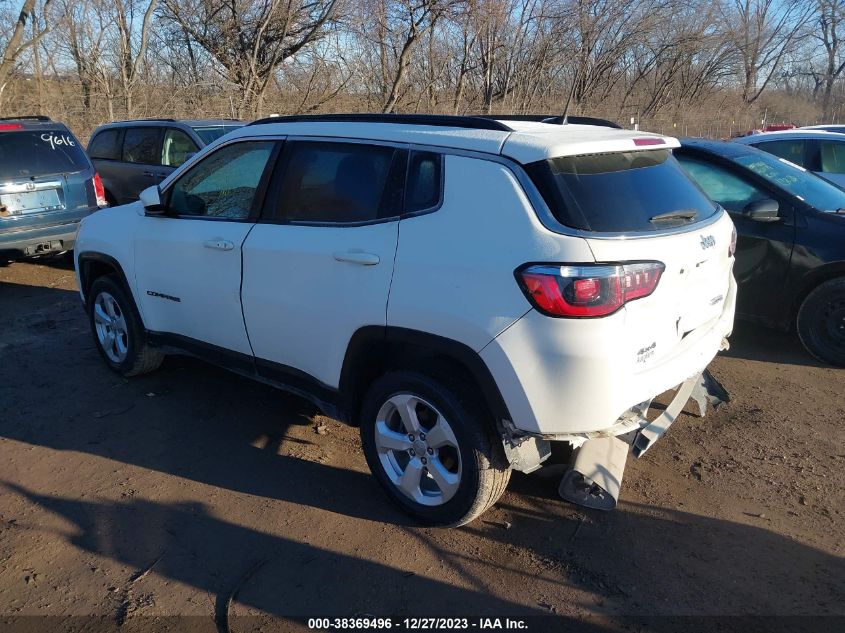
560, 70, 579, 125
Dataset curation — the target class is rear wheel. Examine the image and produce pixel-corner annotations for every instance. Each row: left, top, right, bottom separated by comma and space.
360, 371, 511, 527
797, 278, 845, 367
87, 275, 164, 376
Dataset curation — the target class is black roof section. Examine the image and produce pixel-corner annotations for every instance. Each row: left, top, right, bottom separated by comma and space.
678, 137, 761, 159
0, 115, 52, 122
249, 113, 514, 131
474, 114, 622, 129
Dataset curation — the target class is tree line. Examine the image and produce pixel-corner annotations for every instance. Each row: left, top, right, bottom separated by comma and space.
0, 0, 843, 138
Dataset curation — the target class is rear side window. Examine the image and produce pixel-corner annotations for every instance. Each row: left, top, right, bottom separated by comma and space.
526, 150, 718, 232
122, 127, 161, 165
0, 130, 90, 178
88, 129, 122, 160
753, 139, 805, 167
274, 141, 399, 223
406, 151, 442, 212
818, 141, 845, 174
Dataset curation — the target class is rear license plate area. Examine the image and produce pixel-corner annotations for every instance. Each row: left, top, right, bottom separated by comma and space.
0, 190, 63, 214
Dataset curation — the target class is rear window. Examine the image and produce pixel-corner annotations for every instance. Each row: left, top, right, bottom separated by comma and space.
0, 130, 90, 178
526, 150, 718, 232
88, 129, 122, 160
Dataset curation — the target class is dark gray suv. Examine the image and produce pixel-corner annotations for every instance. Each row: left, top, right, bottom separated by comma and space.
87, 119, 243, 205
0, 116, 103, 260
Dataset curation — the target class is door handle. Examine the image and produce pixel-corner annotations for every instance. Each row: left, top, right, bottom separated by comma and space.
333, 251, 380, 266
143, 171, 166, 180
204, 239, 234, 251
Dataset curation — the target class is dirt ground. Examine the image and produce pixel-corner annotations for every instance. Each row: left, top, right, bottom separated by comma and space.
0, 257, 843, 632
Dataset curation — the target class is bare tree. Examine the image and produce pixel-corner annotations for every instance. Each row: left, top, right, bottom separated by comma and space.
0, 0, 53, 106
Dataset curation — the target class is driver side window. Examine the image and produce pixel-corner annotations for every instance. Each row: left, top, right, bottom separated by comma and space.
168, 141, 274, 219
677, 156, 767, 214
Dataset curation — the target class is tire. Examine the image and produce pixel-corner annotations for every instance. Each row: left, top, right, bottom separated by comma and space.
359, 370, 511, 527
87, 274, 164, 377
796, 277, 845, 367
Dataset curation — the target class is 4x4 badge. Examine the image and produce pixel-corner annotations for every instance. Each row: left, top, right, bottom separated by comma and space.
700, 235, 716, 249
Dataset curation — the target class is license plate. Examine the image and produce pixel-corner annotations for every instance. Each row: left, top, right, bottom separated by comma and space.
0, 189, 62, 214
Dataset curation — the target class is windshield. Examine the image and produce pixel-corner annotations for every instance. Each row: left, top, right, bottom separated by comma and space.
735, 151, 845, 212
526, 149, 718, 232
0, 131, 90, 179
190, 125, 243, 145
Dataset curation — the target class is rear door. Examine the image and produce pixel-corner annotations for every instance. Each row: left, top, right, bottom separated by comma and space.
525, 148, 735, 368
88, 128, 124, 204
134, 139, 278, 356
241, 139, 404, 388
0, 128, 94, 235
118, 127, 167, 203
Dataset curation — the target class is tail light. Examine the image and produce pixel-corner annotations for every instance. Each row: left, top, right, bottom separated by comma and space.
517, 262, 665, 318
93, 173, 108, 208
729, 225, 737, 257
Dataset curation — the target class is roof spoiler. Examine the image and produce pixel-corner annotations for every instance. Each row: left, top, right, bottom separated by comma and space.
0, 115, 52, 122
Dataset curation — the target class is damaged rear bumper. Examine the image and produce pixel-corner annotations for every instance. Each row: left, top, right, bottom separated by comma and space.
556, 368, 729, 510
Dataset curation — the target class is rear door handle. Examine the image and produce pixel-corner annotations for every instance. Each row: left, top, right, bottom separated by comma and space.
333, 251, 380, 266
204, 239, 234, 251
143, 171, 167, 180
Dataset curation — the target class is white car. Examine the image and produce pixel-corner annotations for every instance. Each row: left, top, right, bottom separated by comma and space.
74, 114, 736, 526
734, 129, 845, 188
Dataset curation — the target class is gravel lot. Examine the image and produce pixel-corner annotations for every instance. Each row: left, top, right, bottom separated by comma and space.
0, 257, 843, 631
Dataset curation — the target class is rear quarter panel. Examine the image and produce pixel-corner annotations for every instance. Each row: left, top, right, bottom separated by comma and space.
388, 154, 595, 351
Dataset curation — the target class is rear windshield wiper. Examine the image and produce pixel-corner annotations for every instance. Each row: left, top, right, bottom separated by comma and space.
650, 209, 698, 223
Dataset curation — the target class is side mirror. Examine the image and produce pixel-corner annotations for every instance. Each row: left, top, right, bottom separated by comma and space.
744, 198, 780, 222
139, 186, 165, 215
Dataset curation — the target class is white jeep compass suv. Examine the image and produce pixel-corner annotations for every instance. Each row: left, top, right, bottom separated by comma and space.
74, 114, 736, 526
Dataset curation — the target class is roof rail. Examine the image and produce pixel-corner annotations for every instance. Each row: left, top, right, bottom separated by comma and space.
113, 118, 177, 123
248, 113, 513, 132
0, 115, 52, 122
474, 114, 622, 129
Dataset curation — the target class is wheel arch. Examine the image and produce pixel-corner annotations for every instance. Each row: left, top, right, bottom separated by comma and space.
339, 326, 513, 438
77, 252, 133, 305
791, 261, 845, 326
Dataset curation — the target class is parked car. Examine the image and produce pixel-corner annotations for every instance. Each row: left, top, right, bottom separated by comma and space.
733, 129, 845, 188
87, 118, 243, 205
677, 138, 845, 366
74, 114, 736, 525
1, 115, 105, 261
800, 124, 845, 134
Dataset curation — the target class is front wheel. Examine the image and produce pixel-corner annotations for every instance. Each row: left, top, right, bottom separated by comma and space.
87, 275, 164, 377
797, 278, 845, 367
360, 371, 511, 527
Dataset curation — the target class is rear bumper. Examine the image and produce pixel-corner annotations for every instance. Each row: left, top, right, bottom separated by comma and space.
480, 274, 737, 437
0, 219, 85, 257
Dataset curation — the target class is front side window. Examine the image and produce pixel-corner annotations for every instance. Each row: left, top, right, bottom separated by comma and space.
275, 141, 399, 223
677, 156, 768, 214
753, 139, 805, 167
88, 129, 122, 161
191, 125, 243, 145
161, 128, 199, 168
167, 141, 274, 219
122, 127, 161, 165
527, 149, 718, 232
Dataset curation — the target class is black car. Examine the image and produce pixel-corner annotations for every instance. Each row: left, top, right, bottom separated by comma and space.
1, 115, 104, 260
87, 118, 243, 205
676, 138, 845, 366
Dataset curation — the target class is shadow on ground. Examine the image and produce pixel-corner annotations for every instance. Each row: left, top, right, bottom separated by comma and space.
1, 283, 843, 626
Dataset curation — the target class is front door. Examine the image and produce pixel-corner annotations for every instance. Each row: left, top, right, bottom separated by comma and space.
677, 154, 796, 322
134, 139, 278, 356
